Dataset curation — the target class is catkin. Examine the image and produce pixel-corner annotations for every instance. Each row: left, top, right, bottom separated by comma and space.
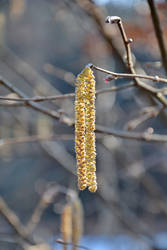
84, 67, 97, 192
75, 65, 97, 192
72, 197, 83, 250
75, 72, 87, 190
61, 204, 72, 249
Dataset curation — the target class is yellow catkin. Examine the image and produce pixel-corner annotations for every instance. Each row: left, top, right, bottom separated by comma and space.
75, 72, 87, 190
72, 197, 83, 250
61, 204, 72, 249
75, 65, 97, 192
84, 67, 97, 193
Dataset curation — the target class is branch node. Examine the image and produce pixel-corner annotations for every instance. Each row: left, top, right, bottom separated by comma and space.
127, 38, 133, 44
153, 75, 160, 82
105, 75, 118, 81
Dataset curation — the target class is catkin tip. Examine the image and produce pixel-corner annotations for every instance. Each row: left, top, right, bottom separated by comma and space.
88, 185, 97, 193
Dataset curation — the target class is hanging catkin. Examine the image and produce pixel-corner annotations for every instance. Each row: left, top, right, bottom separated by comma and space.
61, 204, 72, 249
75, 70, 87, 190
75, 65, 97, 192
84, 67, 97, 193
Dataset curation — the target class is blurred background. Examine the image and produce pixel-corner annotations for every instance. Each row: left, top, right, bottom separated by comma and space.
1, 0, 167, 249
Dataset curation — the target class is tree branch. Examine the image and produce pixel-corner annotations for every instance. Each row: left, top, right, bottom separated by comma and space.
0, 82, 134, 103
96, 124, 167, 143
0, 77, 73, 126
103, 17, 167, 107
147, 0, 167, 74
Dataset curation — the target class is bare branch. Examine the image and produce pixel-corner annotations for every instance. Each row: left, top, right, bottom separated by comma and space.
96, 124, 167, 143
0, 134, 74, 147
96, 82, 134, 94
0, 83, 134, 103
97, 16, 167, 106
106, 16, 133, 70
147, 0, 167, 74
125, 107, 163, 130
104, 70, 167, 84
0, 77, 73, 126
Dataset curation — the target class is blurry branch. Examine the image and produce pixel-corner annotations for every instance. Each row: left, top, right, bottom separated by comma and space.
25, 186, 59, 235
96, 82, 134, 93
1, 47, 73, 114
1, 48, 63, 96
0, 76, 73, 126
0, 82, 134, 103
137, 172, 167, 219
0, 186, 77, 246
147, 0, 167, 74
96, 124, 167, 143
41, 140, 76, 176
125, 106, 163, 130
43, 63, 75, 86
0, 93, 75, 102
0, 134, 74, 147
97, 179, 150, 235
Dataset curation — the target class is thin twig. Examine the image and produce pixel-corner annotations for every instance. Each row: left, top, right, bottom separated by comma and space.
93, 65, 158, 94
0, 83, 134, 103
25, 187, 59, 235
105, 16, 134, 70
0, 134, 74, 147
104, 17, 167, 106
103, 70, 167, 84
0, 77, 73, 126
96, 124, 167, 143
105, 16, 135, 71
0, 93, 75, 102
96, 82, 134, 94
125, 106, 163, 130
75, 0, 125, 68
147, 0, 167, 74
